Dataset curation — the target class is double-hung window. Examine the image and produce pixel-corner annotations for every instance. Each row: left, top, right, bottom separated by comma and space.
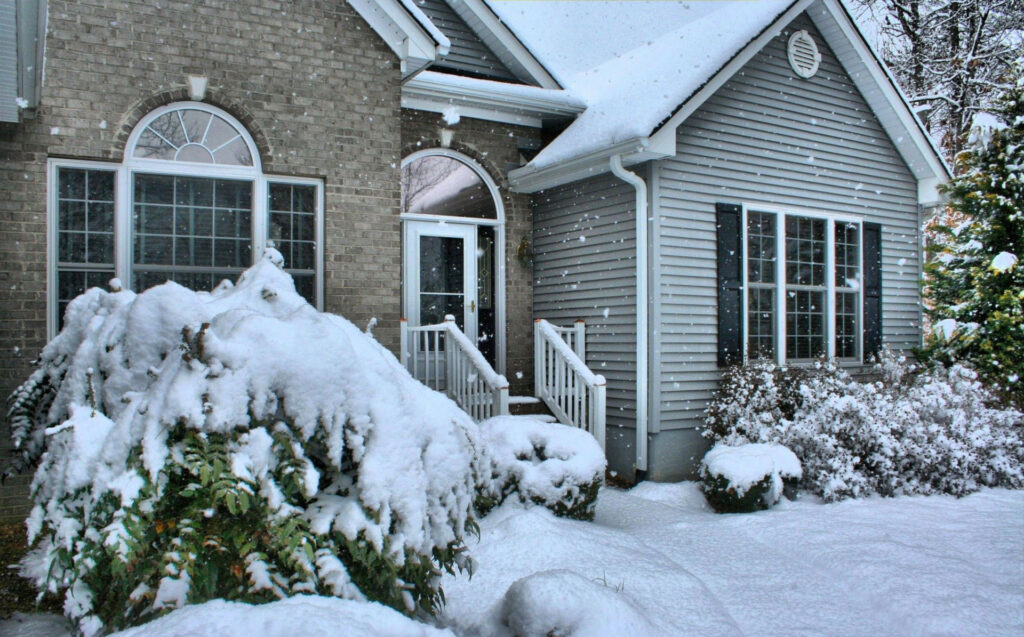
743, 207, 862, 363
49, 102, 323, 336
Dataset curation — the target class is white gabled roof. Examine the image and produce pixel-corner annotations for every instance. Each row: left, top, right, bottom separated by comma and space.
346, 0, 450, 77
493, 0, 794, 170
493, 0, 949, 198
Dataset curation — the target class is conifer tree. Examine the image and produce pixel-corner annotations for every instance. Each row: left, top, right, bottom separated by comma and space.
924, 60, 1024, 403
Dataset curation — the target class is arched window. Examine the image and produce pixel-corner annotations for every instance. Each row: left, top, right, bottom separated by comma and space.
400, 149, 505, 371
48, 102, 323, 335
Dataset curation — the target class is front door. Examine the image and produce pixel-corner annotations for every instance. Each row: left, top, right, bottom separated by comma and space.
403, 220, 478, 343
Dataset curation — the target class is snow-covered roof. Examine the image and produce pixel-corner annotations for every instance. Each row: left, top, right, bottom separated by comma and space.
487, 0, 949, 197
490, 0, 794, 170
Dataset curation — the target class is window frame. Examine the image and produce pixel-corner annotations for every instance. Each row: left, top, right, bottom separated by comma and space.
740, 203, 864, 365
47, 104, 324, 339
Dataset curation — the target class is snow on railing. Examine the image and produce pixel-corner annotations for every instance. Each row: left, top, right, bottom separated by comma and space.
534, 319, 606, 451
400, 316, 509, 421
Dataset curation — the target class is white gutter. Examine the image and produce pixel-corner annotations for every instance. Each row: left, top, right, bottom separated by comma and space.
609, 154, 648, 474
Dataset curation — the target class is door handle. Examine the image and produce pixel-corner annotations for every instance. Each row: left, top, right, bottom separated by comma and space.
469, 300, 476, 312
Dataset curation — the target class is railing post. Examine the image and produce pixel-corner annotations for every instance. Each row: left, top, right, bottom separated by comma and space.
399, 318, 409, 372
594, 381, 607, 453
574, 319, 586, 362
495, 384, 509, 416
534, 319, 544, 399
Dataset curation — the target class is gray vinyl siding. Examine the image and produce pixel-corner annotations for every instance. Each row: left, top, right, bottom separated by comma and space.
533, 174, 638, 472
651, 12, 920, 437
0, 0, 17, 123
417, 0, 517, 82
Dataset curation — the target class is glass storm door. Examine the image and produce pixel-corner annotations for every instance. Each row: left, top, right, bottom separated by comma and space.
403, 220, 478, 342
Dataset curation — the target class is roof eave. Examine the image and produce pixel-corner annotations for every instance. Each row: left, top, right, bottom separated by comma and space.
346, 0, 448, 79
508, 137, 670, 193
402, 71, 584, 128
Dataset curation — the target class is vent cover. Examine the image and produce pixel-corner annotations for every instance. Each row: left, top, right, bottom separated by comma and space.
787, 30, 821, 78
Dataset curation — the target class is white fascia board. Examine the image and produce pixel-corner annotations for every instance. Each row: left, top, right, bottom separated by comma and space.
450, 0, 561, 89
346, 0, 441, 77
508, 138, 670, 193
402, 71, 584, 128
647, 0, 814, 153
811, 0, 950, 194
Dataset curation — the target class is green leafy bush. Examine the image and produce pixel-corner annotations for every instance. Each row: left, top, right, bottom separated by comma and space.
9, 253, 480, 635
699, 443, 801, 514
475, 416, 605, 521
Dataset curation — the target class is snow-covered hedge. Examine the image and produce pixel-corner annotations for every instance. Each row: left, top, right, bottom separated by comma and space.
6, 252, 480, 635
700, 443, 801, 513
500, 570, 654, 636
704, 351, 1024, 501
475, 416, 604, 521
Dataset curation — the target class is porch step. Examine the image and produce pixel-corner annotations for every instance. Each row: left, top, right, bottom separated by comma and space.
508, 396, 556, 421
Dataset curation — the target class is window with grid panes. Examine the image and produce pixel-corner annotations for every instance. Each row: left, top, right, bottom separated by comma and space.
55, 167, 116, 329
49, 103, 323, 336
745, 209, 861, 362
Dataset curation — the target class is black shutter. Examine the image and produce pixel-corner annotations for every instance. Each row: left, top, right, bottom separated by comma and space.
716, 203, 744, 367
863, 222, 882, 361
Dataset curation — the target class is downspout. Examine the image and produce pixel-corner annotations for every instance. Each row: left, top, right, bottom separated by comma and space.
609, 154, 649, 475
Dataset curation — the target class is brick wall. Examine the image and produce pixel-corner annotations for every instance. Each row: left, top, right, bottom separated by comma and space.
0, 0, 404, 519
400, 108, 535, 396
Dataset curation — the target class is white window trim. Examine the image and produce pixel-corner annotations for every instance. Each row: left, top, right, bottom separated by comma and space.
48, 105, 324, 339
400, 148, 507, 376
741, 203, 864, 365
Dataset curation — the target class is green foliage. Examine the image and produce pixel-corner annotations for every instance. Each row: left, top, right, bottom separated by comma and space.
700, 473, 775, 514
30, 423, 467, 634
475, 418, 605, 522
922, 62, 1024, 405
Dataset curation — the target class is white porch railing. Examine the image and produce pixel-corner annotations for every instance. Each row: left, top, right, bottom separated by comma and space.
534, 319, 606, 451
400, 315, 509, 421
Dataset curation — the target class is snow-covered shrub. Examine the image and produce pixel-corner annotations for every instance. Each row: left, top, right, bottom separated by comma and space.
5, 252, 480, 635
699, 443, 801, 513
500, 570, 654, 636
475, 416, 604, 521
704, 351, 1024, 501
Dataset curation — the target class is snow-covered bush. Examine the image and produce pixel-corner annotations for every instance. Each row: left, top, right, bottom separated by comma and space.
704, 351, 1024, 501
5, 252, 480, 635
699, 443, 801, 513
500, 570, 654, 636
475, 416, 604, 521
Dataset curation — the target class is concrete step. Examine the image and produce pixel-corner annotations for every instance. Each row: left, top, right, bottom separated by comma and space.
508, 396, 549, 416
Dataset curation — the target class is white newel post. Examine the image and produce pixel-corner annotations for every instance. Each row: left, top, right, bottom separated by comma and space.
593, 380, 607, 452
534, 319, 544, 399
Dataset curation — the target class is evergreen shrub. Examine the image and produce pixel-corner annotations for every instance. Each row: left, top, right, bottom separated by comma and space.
475, 416, 605, 521
6, 253, 480, 635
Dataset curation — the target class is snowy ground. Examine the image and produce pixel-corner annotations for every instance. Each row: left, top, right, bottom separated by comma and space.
441, 483, 1024, 636
2, 483, 1021, 636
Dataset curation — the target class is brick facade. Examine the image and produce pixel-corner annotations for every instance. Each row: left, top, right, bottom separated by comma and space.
400, 108, 535, 396
0, 0, 407, 520
0, 0, 543, 519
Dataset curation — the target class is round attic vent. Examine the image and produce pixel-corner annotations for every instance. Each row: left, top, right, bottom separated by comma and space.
787, 30, 821, 78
